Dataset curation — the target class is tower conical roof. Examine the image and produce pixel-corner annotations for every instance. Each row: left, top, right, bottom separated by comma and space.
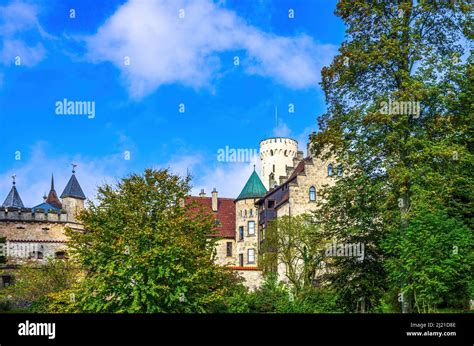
2, 179, 24, 208
45, 174, 62, 209
236, 168, 267, 201
60, 172, 86, 200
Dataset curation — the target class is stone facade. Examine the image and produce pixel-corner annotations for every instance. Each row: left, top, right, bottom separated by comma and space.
214, 238, 236, 266
256, 148, 339, 285
235, 198, 259, 267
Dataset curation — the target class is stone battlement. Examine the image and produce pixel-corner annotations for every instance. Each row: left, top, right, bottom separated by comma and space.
0, 207, 70, 223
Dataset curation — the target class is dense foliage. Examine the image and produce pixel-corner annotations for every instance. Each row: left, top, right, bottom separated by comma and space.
311, 0, 473, 312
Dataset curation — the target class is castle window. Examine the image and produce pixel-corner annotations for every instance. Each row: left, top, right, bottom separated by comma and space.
248, 221, 255, 235
309, 186, 316, 201
248, 249, 255, 264
1, 275, 12, 288
29, 251, 43, 260
284, 150, 288, 156
337, 165, 343, 177
328, 164, 334, 177
270, 150, 274, 156
55, 251, 67, 259
273, 164, 275, 172
249, 209, 253, 217
244, 210, 247, 217
239, 226, 244, 241
239, 254, 244, 266
226, 242, 233, 257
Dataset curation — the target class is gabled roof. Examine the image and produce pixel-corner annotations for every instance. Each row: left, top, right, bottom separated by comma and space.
186, 196, 235, 238
2, 184, 24, 208
236, 168, 267, 202
60, 173, 86, 200
45, 174, 62, 209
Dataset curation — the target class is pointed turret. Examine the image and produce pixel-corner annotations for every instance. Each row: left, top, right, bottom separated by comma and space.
60, 166, 86, 200
235, 166, 267, 202
45, 174, 62, 209
60, 164, 86, 221
2, 175, 24, 208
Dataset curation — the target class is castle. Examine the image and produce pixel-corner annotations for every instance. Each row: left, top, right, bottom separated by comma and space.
0, 168, 85, 287
0, 137, 338, 290
187, 137, 336, 289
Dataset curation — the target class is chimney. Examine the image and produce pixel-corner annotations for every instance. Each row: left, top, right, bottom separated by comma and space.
199, 189, 206, 197
211, 188, 218, 212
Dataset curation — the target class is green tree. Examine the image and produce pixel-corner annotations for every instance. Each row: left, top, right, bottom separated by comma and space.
64, 168, 240, 313
261, 214, 325, 294
384, 204, 473, 313
311, 0, 472, 312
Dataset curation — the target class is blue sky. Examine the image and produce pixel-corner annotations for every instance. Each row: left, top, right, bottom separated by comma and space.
0, 0, 345, 205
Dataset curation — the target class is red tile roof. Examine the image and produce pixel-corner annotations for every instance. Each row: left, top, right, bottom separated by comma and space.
227, 266, 261, 271
186, 196, 235, 239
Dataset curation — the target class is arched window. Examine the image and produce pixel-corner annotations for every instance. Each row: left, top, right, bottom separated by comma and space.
270, 150, 274, 156
328, 164, 334, 177
244, 210, 247, 217
337, 165, 343, 177
273, 164, 275, 172
309, 186, 316, 201
249, 209, 253, 217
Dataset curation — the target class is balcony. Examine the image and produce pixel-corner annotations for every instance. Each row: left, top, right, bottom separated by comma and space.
259, 209, 277, 224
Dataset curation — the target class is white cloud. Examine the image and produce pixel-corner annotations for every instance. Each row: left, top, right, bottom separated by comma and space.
0, 1, 46, 67
272, 120, 292, 137
85, 0, 336, 99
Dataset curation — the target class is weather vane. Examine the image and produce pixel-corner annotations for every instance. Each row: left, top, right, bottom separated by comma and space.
12, 174, 16, 185
71, 163, 78, 174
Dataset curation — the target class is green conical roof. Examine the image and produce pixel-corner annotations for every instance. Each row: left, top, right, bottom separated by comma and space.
236, 168, 267, 201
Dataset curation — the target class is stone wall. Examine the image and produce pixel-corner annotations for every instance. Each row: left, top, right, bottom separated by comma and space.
214, 238, 236, 266
234, 268, 263, 291
235, 198, 259, 267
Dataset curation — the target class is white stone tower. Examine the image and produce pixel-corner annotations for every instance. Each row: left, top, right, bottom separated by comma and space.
259, 137, 298, 189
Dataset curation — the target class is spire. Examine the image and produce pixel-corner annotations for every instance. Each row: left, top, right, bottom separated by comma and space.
45, 173, 62, 209
235, 169, 267, 201
60, 165, 86, 200
2, 175, 25, 208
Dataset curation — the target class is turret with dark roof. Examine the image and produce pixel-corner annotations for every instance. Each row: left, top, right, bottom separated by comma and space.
235, 166, 267, 201
60, 166, 86, 200
2, 175, 24, 208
